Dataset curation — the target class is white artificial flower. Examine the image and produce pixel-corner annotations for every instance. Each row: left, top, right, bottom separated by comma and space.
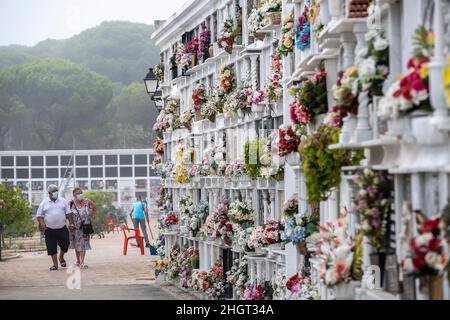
374, 37, 389, 51
411, 89, 429, 106
364, 30, 378, 42
425, 252, 441, 270
359, 57, 377, 78
415, 232, 433, 247
377, 65, 389, 76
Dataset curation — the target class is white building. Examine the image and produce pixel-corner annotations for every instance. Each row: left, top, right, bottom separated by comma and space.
0, 149, 161, 212
151, 0, 450, 300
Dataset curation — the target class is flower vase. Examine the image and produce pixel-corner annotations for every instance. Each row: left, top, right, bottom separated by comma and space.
215, 237, 223, 245
296, 241, 307, 255
269, 12, 281, 25
195, 111, 203, 121
286, 152, 300, 167
253, 32, 266, 41
225, 45, 233, 54
332, 281, 357, 300
251, 104, 264, 115
191, 54, 197, 68
386, 117, 411, 137
208, 114, 216, 123
169, 224, 178, 232
208, 44, 214, 58
254, 247, 266, 256
339, 114, 357, 144
422, 274, 444, 300
224, 236, 232, 246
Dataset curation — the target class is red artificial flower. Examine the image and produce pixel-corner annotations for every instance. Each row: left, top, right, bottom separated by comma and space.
286, 274, 300, 291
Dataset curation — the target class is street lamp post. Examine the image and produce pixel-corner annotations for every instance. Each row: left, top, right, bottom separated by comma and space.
144, 67, 163, 112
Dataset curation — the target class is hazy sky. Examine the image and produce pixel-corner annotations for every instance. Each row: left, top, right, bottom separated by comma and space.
0, 0, 187, 46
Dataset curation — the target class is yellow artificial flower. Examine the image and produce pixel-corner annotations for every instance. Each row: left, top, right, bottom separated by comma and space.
444, 56, 450, 106
426, 31, 435, 47
284, 37, 293, 48
346, 66, 358, 78
419, 63, 429, 80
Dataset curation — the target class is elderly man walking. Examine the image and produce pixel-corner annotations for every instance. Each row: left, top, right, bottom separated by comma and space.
36, 184, 75, 271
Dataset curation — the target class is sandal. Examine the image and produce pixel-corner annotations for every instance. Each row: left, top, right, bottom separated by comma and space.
49, 266, 58, 271
59, 260, 67, 268
80, 263, 88, 269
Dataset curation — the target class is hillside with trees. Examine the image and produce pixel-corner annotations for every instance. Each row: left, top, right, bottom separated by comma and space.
0, 21, 160, 150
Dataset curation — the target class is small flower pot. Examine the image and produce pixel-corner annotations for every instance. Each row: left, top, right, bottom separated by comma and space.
296, 241, 307, 255
332, 281, 358, 300
285, 152, 300, 166
422, 274, 444, 300
269, 12, 281, 25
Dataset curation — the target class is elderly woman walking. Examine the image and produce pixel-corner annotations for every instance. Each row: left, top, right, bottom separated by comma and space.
68, 187, 96, 269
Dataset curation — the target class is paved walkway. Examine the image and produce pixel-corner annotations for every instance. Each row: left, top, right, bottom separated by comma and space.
0, 221, 196, 300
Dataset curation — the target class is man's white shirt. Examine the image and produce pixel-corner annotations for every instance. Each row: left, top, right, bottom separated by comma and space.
36, 197, 71, 229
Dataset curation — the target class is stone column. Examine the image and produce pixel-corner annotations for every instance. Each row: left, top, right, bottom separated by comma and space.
340, 33, 356, 70
250, 55, 259, 90
262, 190, 270, 223
268, 189, 276, 220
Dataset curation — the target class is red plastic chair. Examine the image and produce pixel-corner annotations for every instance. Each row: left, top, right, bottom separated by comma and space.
121, 224, 144, 255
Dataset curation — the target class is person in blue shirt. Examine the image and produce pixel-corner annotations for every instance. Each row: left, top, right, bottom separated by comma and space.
129, 196, 150, 247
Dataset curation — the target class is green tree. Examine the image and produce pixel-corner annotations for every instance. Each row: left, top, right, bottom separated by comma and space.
0, 58, 113, 149
0, 181, 34, 245
84, 191, 115, 235
111, 82, 158, 131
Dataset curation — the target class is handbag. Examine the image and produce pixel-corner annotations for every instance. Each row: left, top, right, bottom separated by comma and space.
72, 202, 94, 235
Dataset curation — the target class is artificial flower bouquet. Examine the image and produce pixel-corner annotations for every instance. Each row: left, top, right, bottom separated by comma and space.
352, 169, 392, 252
153, 138, 164, 156
277, 11, 295, 56
402, 216, 449, 277
262, 219, 282, 245
247, 226, 265, 250
154, 62, 164, 82
162, 211, 179, 229
155, 258, 169, 278
325, 66, 359, 127
188, 270, 210, 292
202, 201, 229, 237
228, 200, 255, 226
226, 257, 249, 298
272, 268, 287, 300
227, 83, 253, 117
180, 109, 194, 129
175, 164, 190, 184
248, 7, 269, 36
278, 124, 307, 157
299, 124, 364, 204
282, 194, 299, 219
176, 43, 190, 70
167, 245, 180, 280
217, 18, 240, 54
316, 213, 355, 287
224, 161, 246, 179
215, 216, 234, 243
198, 25, 211, 60
379, 27, 433, 120
192, 83, 208, 111
265, 52, 283, 103
355, 29, 389, 97
241, 281, 273, 300
281, 212, 319, 251
286, 273, 319, 300
294, 6, 310, 51
219, 65, 237, 94
205, 260, 226, 298
288, 71, 328, 126
156, 234, 165, 258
